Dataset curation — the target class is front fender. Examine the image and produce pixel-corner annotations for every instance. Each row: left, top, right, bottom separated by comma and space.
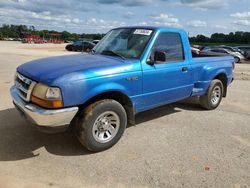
56, 72, 141, 107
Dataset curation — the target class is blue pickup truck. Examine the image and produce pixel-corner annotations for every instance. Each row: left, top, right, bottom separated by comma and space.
11, 26, 234, 151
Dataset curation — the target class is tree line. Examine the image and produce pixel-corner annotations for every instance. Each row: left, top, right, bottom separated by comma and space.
0, 24, 105, 41
189, 32, 250, 44
0, 24, 250, 44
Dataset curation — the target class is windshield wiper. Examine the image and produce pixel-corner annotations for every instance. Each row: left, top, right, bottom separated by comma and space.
101, 50, 126, 60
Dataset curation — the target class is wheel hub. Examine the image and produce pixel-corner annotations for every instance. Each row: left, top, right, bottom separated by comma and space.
99, 118, 110, 131
92, 111, 120, 143
211, 86, 221, 105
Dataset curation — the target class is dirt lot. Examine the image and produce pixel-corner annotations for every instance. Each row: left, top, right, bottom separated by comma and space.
0, 41, 249, 188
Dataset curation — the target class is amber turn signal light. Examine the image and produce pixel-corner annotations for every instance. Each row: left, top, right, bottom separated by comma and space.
31, 95, 63, 109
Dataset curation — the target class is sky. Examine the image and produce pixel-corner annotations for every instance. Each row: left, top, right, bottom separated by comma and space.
0, 0, 249, 36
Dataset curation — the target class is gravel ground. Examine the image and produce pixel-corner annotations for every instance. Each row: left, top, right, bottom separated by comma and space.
0, 41, 249, 188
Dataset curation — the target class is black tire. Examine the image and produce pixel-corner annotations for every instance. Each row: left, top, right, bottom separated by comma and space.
75, 99, 127, 152
68, 46, 73, 51
199, 79, 223, 110
65, 45, 71, 51
234, 57, 240, 63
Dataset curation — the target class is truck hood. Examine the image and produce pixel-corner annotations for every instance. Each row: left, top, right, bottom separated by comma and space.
17, 54, 134, 85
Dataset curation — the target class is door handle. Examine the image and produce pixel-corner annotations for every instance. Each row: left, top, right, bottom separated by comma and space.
182, 67, 189, 72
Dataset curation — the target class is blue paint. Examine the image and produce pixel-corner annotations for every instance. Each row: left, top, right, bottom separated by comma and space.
16, 26, 234, 113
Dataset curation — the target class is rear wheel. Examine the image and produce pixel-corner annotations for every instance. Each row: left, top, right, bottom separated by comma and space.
75, 99, 127, 152
200, 79, 223, 110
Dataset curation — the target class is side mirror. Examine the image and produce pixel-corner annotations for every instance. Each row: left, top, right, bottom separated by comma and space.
147, 51, 166, 66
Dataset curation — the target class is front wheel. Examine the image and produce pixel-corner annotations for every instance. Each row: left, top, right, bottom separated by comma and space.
199, 79, 223, 110
75, 99, 127, 152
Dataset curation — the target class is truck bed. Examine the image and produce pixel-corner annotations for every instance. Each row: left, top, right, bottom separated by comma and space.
192, 53, 229, 58
192, 54, 234, 63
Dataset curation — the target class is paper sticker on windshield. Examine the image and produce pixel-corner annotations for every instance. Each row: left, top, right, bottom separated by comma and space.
134, 29, 152, 36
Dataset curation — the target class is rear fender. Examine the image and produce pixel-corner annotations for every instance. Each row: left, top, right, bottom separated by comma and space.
192, 67, 228, 97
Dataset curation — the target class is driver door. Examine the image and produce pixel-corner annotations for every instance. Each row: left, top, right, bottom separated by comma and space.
141, 32, 193, 110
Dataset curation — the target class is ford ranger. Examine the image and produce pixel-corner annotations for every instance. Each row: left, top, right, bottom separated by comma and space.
10, 26, 234, 151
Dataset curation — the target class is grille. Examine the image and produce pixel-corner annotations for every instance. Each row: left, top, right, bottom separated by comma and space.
15, 72, 36, 101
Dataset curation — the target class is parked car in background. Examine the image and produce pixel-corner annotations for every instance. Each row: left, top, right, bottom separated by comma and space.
237, 46, 250, 60
65, 41, 95, 52
192, 45, 203, 50
201, 47, 245, 63
92, 40, 100, 45
3, 37, 14, 41
65, 40, 73, 43
14, 38, 22, 41
232, 47, 245, 55
198, 48, 226, 58
220, 45, 245, 56
191, 47, 200, 55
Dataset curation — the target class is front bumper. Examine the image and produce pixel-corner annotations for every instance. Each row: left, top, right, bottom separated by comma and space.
10, 86, 78, 132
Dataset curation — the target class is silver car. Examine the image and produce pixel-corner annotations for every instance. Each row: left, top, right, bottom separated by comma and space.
201, 48, 245, 63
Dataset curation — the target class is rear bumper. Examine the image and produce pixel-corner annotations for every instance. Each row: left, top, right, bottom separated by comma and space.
10, 86, 78, 132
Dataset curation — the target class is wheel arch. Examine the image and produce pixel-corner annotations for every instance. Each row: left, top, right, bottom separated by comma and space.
213, 73, 228, 97
78, 91, 135, 126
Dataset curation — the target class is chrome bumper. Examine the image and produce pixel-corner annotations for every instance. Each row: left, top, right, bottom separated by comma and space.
10, 86, 78, 128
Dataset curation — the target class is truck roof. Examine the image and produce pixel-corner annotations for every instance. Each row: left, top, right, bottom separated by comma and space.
114, 26, 185, 33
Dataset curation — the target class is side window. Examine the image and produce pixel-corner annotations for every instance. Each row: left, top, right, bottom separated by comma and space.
217, 49, 226, 53
151, 32, 184, 63
74, 41, 81, 45
211, 49, 219, 53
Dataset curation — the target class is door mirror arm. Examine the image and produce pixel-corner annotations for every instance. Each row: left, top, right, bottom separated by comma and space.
146, 52, 155, 66
146, 59, 155, 66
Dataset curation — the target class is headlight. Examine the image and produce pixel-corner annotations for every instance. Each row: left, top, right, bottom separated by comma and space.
31, 83, 63, 109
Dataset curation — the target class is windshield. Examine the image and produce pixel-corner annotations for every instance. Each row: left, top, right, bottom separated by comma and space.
93, 28, 154, 59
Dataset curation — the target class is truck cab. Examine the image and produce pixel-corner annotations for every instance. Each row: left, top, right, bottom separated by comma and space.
11, 26, 234, 151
